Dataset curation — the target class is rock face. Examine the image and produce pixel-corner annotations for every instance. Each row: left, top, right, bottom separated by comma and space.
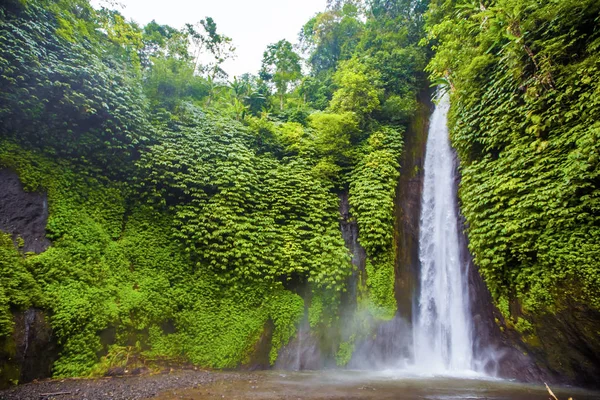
339, 192, 367, 308
275, 319, 324, 370
517, 299, 600, 388
6, 309, 57, 383
393, 89, 432, 321
243, 320, 274, 370
0, 309, 58, 389
0, 170, 57, 388
0, 169, 50, 253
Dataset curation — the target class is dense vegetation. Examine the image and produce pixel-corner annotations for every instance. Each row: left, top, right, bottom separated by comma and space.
3, 0, 598, 382
424, 0, 600, 332
0, 0, 427, 379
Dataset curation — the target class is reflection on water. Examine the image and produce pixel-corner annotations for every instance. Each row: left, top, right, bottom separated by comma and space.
154, 370, 600, 400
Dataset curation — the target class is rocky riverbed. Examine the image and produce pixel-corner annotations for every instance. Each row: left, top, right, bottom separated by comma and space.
0, 370, 254, 400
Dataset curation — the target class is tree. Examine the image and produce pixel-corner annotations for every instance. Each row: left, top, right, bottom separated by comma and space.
260, 40, 302, 110
97, 10, 144, 71
185, 17, 236, 79
329, 57, 383, 119
308, 111, 359, 166
140, 20, 189, 68
299, 4, 363, 74
144, 56, 196, 109
239, 74, 269, 116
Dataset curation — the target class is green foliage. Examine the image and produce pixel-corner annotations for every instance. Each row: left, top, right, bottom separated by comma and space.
336, 336, 356, 366
136, 107, 353, 290
140, 20, 188, 66
260, 40, 302, 109
300, 73, 334, 110
150, 287, 303, 369
300, 5, 363, 73
308, 295, 325, 329
330, 58, 384, 119
0, 140, 332, 375
349, 126, 403, 318
425, 0, 600, 322
382, 94, 418, 124
89, 344, 140, 377
0, 233, 40, 336
296, 0, 428, 327
308, 111, 360, 168
0, 0, 433, 378
98, 9, 144, 71
268, 291, 305, 364
188, 17, 236, 80
0, 0, 149, 177
143, 57, 206, 109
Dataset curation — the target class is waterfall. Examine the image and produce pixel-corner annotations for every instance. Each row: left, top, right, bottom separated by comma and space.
412, 91, 475, 373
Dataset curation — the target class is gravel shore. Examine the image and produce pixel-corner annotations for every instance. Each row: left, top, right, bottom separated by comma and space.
0, 370, 252, 400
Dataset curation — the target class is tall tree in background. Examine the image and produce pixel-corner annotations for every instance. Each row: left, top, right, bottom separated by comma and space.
140, 20, 189, 67
260, 40, 302, 110
185, 17, 236, 79
369, 0, 429, 42
299, 3, 363, 74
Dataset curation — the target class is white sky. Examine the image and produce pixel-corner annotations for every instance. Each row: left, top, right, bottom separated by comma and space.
92, 0, 327, 78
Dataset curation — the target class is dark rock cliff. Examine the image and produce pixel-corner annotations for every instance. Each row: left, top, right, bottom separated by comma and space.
0, 170, 57, 388
0, 169, 50, 253
393, 89, 433, 321
524, 302, 600, 388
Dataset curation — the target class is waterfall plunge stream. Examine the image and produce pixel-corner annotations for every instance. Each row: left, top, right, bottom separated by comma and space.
412, 92, 475, 374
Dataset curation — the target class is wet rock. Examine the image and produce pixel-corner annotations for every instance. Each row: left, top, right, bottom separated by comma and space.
0, 169, 50, 253
105, 367, 126, 377
339, 192, 367, 288
522, 300, 600, 388
130, 367, 150, 376
242, 319, 274, 370
393, 88, 432, 320
0, 171, 56, 389
275, 321, 323, 370
349, 316, 412, 369
0, 309, 58, 389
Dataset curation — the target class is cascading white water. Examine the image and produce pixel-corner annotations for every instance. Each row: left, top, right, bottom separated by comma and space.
412, 91, 475, 373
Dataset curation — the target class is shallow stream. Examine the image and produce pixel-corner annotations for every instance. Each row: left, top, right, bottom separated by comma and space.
154, 370, 600, 400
